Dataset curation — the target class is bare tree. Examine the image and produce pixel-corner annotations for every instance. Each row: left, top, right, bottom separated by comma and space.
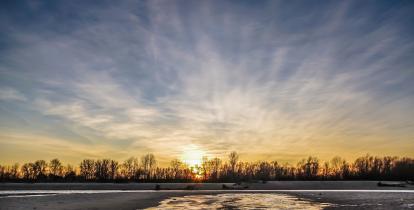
109, 160, 118, 180
49, 158, 63, 177
33, 160, 47, 180
170, 159, 182, 179
64, 164, 76, 181
322, 161, 330, 179
201, 156, 211, 180
141, 154, 156, 180
10, 163, 19, 180
121, 157, 138, 180
210, 157, 222, 181
95, 159, 111, 181
298, 156, 319, 179
2, 154, 414, 183
80, 159, 95, 180
330, 156, 346, 179
21, 163, 35, 180
229, 151, 239, 177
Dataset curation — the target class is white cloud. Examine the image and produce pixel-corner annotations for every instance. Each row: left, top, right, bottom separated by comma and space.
0, 1, 413, 163
0, 87, 26, 101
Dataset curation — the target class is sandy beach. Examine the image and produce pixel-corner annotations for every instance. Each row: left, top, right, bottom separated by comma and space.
1, 181, 413, 209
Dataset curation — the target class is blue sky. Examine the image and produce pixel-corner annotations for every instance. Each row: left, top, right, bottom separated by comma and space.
0, 0, 413, 165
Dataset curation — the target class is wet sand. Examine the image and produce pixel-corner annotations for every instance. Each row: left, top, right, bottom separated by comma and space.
1, 181, 413, 209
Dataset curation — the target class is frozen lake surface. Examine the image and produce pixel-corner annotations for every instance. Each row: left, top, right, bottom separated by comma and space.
1, 182, 414, 209
1, 189, 413, 198
147, 193, 331, 209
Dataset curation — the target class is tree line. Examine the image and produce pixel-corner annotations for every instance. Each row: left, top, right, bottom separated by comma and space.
0, 153, 413, 182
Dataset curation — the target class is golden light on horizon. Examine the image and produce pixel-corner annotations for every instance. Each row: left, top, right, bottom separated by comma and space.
180, 145, 206, 168
0, 0, 414, 173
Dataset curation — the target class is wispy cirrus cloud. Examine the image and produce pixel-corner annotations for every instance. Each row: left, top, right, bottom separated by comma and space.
0, 0, 413, 164
0, 87, 26, 102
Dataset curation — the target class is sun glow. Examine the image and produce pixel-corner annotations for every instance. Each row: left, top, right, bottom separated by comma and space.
180, 145, 206, 168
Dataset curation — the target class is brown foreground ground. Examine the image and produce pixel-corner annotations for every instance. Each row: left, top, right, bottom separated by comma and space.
0, 181, 413, 209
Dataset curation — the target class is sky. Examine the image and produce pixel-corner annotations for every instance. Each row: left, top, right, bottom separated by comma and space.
0, 0, 413, 166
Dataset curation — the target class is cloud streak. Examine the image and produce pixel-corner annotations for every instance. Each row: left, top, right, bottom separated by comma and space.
0, 87, 26, 101
0, 0, 413, 164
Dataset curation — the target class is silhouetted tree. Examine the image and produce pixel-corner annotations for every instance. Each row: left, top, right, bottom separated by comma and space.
393, 157, 414, 180
33, 160, 47, 181
330, 156, 344, 179
201, 156, 211, 180
5, 163, 20, 181
229, 151, 239, 179
257, 161, 272, 181
1, 154, 414, 183
21, 163, 35, 180
80, 159, 95, 181
49, 159, 63, 180
64, 164, 76, 182
210, 157, 222, 181
109, 160, 118, 180
297, 156, 319, 179
121, 157, 138, 180
170, 159, 183, 180
95, 159, 111, 181
141, 154, 156, 180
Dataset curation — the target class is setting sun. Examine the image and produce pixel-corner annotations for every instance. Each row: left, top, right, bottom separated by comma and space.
180, 145, 206, 167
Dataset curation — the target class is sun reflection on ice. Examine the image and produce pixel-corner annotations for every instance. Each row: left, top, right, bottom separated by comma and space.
147, 193, 332, 209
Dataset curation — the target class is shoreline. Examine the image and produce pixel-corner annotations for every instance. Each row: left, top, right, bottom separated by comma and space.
1, 180, 412, 190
